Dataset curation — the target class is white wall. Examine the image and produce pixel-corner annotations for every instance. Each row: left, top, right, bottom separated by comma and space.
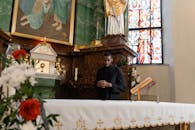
162, 0, 175, 101
172, 0, 195, 103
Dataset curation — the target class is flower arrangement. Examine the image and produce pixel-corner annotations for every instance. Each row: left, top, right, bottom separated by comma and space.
117, 57, 141, 88
131, 67, 141, 88
0, 49, 58, 130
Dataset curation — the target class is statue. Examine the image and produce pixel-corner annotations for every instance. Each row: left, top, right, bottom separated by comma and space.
104, 0, 127, 35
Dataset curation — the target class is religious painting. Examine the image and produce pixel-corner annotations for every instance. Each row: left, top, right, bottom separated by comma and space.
11, 0, 75, 45
0, 0, 13, 32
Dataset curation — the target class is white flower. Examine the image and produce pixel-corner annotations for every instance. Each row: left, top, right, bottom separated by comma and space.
36, 115, 43, 126
8, 68, 26, 89
0, 61, 36, 97
136, 75, 141, 83
20, 121, 37, 130
2, 85, 16, 97
29, 77, 37, 86
132, 69, 136, 77
25, 68, 36, 77
131, 81, 136, 87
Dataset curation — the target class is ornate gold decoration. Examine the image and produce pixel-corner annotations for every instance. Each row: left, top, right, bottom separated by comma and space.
73, 40, 103, 51
36, 60, 50, 74
96, 119, 104, 128
55, 58, 66, 76
90, 40, 102, 47
76, 117, 86, 129
104, 0, 127, 17
130, 118, 136, 123
40, 63, 45, 72
30, 42, 59, 78
114, 116, 122, 126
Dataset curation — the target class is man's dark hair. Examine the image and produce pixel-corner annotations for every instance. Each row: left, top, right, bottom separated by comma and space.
104, 52, 112, 57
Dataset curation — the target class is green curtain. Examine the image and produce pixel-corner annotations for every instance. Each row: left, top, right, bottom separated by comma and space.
74, 0, 104, 46
0, 0, 13, 32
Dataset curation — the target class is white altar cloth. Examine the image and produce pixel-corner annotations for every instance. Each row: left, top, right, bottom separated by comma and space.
44, 99, 195, 130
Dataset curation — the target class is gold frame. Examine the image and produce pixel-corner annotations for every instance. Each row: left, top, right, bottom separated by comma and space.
11, 0, 75, 45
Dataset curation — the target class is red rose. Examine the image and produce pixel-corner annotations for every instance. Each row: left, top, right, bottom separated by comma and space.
19, 98, 41, 121
12, 49, 27, 60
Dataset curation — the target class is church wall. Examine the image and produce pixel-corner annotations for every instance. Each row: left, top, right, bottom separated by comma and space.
139, 0, 195, 104
129, 0, 175, 103
133, 65, 171, 102
162, 0, 175, 102
172, 0, 195, 103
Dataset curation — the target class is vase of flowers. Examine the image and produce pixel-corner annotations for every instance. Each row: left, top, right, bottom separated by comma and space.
131, 67, 141, 88
0, 49, 58, 130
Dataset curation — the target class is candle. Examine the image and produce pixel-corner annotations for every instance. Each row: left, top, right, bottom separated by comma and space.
74, 67, 78, 81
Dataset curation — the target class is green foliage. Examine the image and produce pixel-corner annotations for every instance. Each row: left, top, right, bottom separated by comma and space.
0, 54, 12, 69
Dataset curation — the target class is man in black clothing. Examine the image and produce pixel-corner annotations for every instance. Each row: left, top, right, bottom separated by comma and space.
95, 52, 126, 100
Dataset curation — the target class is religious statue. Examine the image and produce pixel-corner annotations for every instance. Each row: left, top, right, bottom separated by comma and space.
104, 0, 127, 35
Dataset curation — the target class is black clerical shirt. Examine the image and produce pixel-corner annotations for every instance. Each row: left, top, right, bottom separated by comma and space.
95, 65, 126, 100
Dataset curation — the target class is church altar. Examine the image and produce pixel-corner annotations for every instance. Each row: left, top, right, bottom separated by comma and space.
44, 100, 195, 130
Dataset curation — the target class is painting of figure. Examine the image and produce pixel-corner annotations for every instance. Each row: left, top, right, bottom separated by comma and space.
11, 0, 75, 45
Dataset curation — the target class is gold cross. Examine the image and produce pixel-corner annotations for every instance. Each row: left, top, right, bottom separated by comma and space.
96, 119, 104, 128
114, 116, 121, 126
76, 118, 86, 129
55, 122, 63, 130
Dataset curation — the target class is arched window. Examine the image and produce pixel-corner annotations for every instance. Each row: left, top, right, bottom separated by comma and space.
128, 0, 162, 64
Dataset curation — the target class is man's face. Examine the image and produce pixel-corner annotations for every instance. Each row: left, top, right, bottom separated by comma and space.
104, 55, 113, 67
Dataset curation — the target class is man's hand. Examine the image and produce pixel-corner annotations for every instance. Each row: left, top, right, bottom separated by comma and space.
97, 80, 112, 88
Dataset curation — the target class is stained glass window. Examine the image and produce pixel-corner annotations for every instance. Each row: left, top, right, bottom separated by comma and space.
128, 0, 162, 64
